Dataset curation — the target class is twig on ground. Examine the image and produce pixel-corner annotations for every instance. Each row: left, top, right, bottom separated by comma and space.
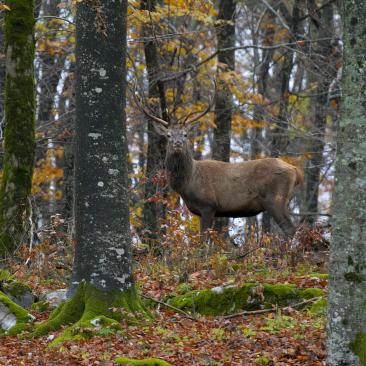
222, 296, 322, 319
141, 294, 201, 322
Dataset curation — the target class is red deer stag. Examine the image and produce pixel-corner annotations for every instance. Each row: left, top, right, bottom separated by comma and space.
136, 95, 303, 238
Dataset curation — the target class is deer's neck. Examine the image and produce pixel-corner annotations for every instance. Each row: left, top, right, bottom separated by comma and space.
165, 150, 194, 193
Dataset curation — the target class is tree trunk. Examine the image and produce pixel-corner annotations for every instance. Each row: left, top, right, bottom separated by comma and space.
35, 0, 66, 227
270, 0, 301, 158
250, 7, 276, 234
33, 0, 149, 344
56, 63, 75, 231
0, 0, 36, 257
304, 3, 336, 226
0, 16, 5, 146
212, 0, 236, 233
141, 0, 167, 244
326, 2, 366, 365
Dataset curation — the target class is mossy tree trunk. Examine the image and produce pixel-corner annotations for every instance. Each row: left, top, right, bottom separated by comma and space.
34, 0, 149, 343
326, 1, 366, 365
0, 0, 35, 257
211, 0, 235, 233
0, 17, 5, 151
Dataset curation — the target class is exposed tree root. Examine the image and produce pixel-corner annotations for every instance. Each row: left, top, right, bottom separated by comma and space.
33, 282, 151, 346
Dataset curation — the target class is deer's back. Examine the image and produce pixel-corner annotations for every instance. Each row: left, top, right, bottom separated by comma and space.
184, 158, 298, 216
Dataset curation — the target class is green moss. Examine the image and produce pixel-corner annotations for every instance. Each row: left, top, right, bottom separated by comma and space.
298, 288, 324, 299
169, 283, 324, 316
308, 298, 327, 315
262, 284, 297, 307
31, 301, 49, 313
0, 269, 14, 281
115, 357, 172, 366
0, 290, 34, 335
3, 281, 31, 298
175, 283, 193, 295
307, 273, 329, 280
33, 282, 151, 346
169, 284, 256, 316
350, 332, 366, 366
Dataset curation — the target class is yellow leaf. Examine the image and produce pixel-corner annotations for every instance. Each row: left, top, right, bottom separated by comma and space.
0, 4, 10, 11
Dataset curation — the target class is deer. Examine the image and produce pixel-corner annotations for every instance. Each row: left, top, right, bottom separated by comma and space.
135, 91, 303, 238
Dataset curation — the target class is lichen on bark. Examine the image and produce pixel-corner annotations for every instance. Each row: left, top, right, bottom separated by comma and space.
326, 1, 366, 365
0, 0, 36, 256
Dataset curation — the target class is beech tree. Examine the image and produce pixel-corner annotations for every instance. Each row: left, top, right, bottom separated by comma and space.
327, 1, 366, 364
33, 0, 148, 342
0, 0, 35, 257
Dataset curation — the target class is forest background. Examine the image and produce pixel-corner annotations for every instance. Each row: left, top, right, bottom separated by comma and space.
0, 0, 349, 365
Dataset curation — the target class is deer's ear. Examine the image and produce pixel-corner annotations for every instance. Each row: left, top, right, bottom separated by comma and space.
152, 122, 169, 136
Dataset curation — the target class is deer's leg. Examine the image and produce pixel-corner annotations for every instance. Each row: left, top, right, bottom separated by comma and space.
263, 201, 296, 238
200, 209, 215, 233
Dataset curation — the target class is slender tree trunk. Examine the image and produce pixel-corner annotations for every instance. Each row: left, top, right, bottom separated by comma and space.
251, 9, 276, 234
304, 3, 336, 226
270, 0, 301, 157
212, 0, 235, 233
35, 0, 66, 227
326, 2, 366, 365
56, 62, 75, 230
141, 0, 167, 244
0, 0, 35, 257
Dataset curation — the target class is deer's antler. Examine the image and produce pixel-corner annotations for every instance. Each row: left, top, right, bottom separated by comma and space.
131, 83, 169, 127
182, 79, 216, 126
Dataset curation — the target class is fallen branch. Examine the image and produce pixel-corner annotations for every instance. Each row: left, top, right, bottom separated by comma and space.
222, 296, 322, 320
141, 294, 201, 322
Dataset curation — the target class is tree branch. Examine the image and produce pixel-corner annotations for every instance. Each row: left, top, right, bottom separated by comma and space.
222, 296, 322, 319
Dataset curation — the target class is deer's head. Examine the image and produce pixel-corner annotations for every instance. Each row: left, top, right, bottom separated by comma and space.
132, 80, 215, 154
133, 86, 214, 155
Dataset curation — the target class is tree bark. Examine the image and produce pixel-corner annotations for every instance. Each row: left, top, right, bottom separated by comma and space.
304, 3, 336, 226
33, 0, 149, 344
326, 2, 366, 365
0, 15, 5, 140
70, 0, 132, 293
270, 0, 301, 157
212, 0, 236, 233
141, 0, 167, 244
0, 0, 35, 257
35, 0, 66, 228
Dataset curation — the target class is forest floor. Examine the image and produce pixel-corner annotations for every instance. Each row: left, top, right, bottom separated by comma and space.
0, 227, 328, 366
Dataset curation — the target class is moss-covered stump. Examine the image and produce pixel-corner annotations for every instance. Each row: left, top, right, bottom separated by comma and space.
0, 290, 35, 335
0, 269, 35, 308
32, 282, 151, 346
169, 283, 324, 316
115, 357, 172, 366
